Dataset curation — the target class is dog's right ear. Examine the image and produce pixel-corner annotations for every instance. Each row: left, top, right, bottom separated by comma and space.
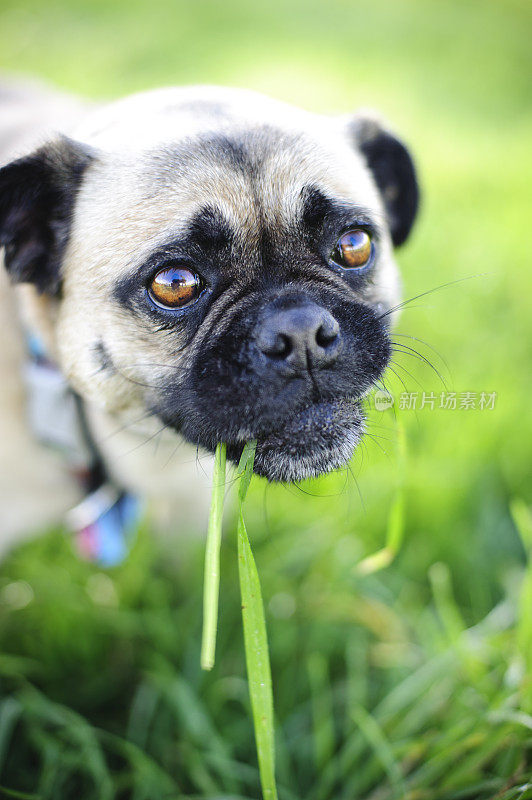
347, 113, 419, 248
0, 137, 93, 295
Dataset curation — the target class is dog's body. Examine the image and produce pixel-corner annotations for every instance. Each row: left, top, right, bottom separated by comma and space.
0, 77, 418, 555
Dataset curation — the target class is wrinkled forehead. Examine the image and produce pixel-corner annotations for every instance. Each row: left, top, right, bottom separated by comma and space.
71, 123, 383, 273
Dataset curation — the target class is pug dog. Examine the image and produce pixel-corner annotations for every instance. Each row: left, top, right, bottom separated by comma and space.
0, 78, 418, 555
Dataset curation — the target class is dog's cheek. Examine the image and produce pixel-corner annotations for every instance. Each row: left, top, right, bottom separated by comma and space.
54, 298, 140, 412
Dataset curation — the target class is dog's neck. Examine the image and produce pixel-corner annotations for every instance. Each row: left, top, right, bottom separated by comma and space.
18, 287, 142, 564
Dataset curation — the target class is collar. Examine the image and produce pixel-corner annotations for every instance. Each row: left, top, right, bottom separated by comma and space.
23, 329, 141, 566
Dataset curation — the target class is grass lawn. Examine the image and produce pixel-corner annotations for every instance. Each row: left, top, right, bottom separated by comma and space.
0, 0, 531, 797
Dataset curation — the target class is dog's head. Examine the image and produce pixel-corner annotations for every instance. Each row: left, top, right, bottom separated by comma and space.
0, 87, 418, 481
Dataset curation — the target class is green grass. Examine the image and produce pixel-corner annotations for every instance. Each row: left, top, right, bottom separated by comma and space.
236, 442, 277, 800
1, 0, 532, 796
201, 443, 227, 673
202, 441, 278, 798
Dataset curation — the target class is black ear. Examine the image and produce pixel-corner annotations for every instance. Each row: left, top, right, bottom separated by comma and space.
349, 115, 419, 247
0, 137, 93, 294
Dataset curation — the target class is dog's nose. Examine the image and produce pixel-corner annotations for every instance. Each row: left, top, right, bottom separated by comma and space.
255, 303, 341, 372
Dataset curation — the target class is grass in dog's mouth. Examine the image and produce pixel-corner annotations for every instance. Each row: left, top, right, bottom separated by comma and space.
201, 440, 278, 800
200, 441, 227, 671
200, 423, 396, 800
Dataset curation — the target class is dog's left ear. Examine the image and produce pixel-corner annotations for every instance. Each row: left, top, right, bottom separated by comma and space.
348, 114, 419, 247
0, 137, 93, 294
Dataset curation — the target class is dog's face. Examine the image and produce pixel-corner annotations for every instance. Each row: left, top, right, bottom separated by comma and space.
0, 87, 418, 481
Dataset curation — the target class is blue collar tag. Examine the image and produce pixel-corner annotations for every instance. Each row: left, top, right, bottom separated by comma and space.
68, 487, 141, 567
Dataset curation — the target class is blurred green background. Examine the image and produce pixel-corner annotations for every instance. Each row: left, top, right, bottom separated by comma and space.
0, 0, 531, 797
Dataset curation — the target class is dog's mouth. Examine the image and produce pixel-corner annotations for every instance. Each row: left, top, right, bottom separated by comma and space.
155, 295, 390, 482
224, 397, 364, 482
157, 390, 368, 483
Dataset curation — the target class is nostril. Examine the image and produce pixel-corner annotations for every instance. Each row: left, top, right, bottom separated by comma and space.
315, 320, 340, 349
267, 333, 292, 359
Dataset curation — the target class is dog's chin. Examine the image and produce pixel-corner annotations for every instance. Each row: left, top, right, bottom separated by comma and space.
225, 398, 364, 482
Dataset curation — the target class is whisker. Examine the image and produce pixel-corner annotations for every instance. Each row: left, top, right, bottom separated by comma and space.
388, 358, 425, 391
113, 366, 162, 391
161, 437, 185, 469
391, 343, 448, 388
363, 431, 392, 458
386, 363, 410, 393
346, 461, 366, 513
392, 333, 452, 376
195, 443, 209, 479
378, 274, 483, 321
120, 362, 190, 372
364, 419, 396, 435
119, 423, 169, 458
97, 409, 157, 444
363, 424, 395, 444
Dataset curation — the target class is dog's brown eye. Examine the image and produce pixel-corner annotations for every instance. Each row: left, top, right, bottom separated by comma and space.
149, 266, 202, 309
330, 229, 372, 269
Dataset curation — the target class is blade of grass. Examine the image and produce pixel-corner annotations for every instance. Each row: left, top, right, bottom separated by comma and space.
237, 441, 256, 506
350, 704, 406, 799
355, 418, 406, 575
237, 441, 278, 800
429, 561, 483, 682
201, 442, 227, 671
511, 498, 532, 711
308, 653, 335, 773
0, 787, 42, 799
0, 696, 23, 776
355, 492, 405, 575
